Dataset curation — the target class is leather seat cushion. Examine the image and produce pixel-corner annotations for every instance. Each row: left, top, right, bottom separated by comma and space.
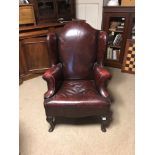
46, 80, 109, 106
44, 80, 110, 117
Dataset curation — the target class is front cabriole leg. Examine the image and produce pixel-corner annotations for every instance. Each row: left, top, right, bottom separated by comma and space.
46, 116, 55, 132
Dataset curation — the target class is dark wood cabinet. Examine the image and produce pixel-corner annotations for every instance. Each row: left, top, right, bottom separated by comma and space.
102, 6, 135, 68
21, 37, 49, 72
19, 23, 65, 83
30, 0, 75, 23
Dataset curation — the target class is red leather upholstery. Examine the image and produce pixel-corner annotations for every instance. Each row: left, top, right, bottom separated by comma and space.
59, 22, 97, 79
94, 63, 112, 101
43, 21, 112, 127
44, 80, 110, 117
43, 63, 62, 99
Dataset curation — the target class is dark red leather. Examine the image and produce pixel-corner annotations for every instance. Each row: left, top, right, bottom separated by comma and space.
58, 22, 97, 79
97, 31, 107, 66
42, 63, 62, 99
94, 64, 112, 101
45, 80, 109, 105
43, 21, 112, 118
44, 80, 110, 117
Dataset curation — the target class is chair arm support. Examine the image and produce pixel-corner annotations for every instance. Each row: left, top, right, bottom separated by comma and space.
93, 64, 112, 101
42, 63, 62, 99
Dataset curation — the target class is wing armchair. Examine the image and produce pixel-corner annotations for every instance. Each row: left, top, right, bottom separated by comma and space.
43, 21, 112, 132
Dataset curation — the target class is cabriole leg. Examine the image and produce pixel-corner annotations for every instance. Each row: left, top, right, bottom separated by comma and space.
46, 116, 55, 132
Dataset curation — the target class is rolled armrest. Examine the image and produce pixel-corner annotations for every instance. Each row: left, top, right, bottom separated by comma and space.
42, 63, 62, 99
94, 64, 112, 101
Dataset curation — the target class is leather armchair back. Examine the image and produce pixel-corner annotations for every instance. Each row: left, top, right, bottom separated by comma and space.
47, 21, 107, 80
58, 21, 98, 80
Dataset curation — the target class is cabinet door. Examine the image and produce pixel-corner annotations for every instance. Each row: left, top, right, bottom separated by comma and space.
31, 0, 57, 23
56, 0, 75, 20
21, 37, 50, 74
19, 41, 26, 76
103, 12, 130, 68
30, 0, 75, 23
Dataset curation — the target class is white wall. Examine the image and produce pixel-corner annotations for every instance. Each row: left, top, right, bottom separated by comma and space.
76, 0, 104, 30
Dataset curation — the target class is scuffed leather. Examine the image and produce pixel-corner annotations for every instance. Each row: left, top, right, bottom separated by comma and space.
94, 64, 112, 101
42, 63, 62, 99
